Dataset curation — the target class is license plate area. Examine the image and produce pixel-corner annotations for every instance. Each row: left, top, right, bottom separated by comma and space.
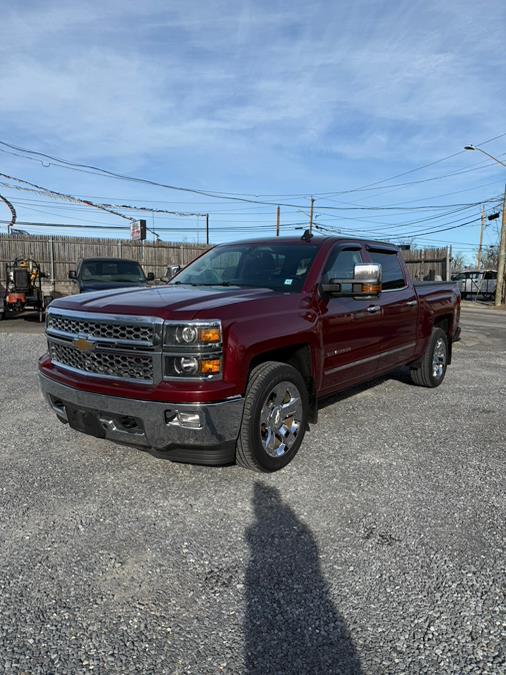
65, 405, 106, 439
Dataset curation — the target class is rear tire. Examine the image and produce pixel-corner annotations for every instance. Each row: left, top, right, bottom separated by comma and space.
410, 327, 448, 388
236, 361, 308, 472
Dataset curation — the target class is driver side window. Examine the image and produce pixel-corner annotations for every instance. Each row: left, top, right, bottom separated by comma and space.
323, 248, 363, 282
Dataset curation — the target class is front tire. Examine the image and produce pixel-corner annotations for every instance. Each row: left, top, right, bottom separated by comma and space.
410, 327, 449, 388
236, 361, 308, 472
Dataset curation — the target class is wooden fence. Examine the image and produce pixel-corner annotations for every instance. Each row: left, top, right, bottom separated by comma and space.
401, 247, 450, 281
0, 234, 209, 291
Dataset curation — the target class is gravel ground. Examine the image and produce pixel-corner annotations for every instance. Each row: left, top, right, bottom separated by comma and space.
0, 307, 504, 674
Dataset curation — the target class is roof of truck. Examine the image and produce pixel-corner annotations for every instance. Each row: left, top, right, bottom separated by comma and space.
214, 235, 399, 249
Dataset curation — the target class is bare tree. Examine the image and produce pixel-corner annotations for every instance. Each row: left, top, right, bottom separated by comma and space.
482, 245, 498, 270
451, 252, 466, 274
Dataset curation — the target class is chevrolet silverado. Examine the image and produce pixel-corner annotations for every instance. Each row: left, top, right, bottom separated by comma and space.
39, 234, 461, 472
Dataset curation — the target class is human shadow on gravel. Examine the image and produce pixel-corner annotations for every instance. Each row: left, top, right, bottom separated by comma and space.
245, 483, 362, 674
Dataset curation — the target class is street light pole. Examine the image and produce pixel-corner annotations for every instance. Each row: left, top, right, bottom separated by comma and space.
464, 145, 506, 305
464, 145, 506, 168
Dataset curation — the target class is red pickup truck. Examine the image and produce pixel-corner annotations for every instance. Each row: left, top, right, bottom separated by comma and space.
39, 235, 461, 472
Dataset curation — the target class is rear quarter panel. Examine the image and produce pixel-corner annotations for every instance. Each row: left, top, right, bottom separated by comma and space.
414, 283, 460, 355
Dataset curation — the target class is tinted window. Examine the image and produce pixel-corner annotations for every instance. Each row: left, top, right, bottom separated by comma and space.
484, 271, 497, 280
323, 248, 362, 282
369, 251, 405, 290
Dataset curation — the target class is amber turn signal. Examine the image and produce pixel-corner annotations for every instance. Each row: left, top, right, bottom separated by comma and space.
199, 327, 221, 343
362, 283, 381, 294
199, 359, 221, 375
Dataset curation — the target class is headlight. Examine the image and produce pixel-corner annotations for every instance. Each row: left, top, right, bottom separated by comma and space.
174, 356, 199, 375
163, 320, 222, 380
179, 325, 198, 344
165, 355, 222, 379
164, 321, 221, 348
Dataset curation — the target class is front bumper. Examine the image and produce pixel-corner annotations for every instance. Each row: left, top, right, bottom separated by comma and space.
39, 374, 244, 465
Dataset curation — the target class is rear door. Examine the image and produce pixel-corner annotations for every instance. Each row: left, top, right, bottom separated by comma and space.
366, 248, 418, 371
319, 244, 386, 394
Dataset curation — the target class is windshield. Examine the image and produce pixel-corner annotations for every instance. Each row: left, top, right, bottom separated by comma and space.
171, 243, 319, 292
80, 260, 147, 283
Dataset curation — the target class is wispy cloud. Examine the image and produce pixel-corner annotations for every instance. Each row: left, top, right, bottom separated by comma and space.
0, 0, 504, 172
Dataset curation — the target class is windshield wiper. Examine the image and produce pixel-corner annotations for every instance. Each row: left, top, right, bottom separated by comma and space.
172, 282, 236, 287
172, 281, 270, 289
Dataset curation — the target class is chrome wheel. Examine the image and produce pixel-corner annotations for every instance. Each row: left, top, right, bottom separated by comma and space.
259, 381, 303, 458
432, 337, 447, 379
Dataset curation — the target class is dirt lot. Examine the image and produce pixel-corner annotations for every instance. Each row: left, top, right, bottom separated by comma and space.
0, 305, 504, 673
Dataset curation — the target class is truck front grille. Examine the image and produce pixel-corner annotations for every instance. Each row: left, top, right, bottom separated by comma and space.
46, 308, 163, 384
49, 342, 154, 383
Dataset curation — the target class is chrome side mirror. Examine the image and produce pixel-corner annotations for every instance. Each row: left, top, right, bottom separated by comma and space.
321, 263, 382, 297
166, 265, 182, 280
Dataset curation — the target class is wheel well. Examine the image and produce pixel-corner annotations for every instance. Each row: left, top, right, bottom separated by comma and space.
249, 344, 317, 423
433, 314, 453, 364
433, 314, 452, 335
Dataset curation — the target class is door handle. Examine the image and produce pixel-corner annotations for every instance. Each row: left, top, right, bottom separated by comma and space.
367, 305, 381, 314
406, 300, 418, 306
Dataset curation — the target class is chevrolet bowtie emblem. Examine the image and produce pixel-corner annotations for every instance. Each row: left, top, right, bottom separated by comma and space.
74, 337, 95, 352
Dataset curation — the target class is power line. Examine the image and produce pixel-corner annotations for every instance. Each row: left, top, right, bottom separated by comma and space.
0, 179, 206, 217
0, 219, 309, 233
0, 132, 505, 206
0, 171, 136, 222
0, 131, 505, 198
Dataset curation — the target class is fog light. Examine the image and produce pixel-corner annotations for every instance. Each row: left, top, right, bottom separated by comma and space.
165, 410, 202, 429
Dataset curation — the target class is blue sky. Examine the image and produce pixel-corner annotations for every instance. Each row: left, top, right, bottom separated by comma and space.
0, 0, 505, 259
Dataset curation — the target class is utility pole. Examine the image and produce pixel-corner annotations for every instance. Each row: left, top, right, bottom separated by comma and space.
495, 187, 506, 307
309, 197, 315, 234
205, 213, 209, 246
477, 205, 486, 270
276, 206, 280, 237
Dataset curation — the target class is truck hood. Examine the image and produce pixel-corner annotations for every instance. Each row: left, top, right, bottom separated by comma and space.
51, 284, 289, 320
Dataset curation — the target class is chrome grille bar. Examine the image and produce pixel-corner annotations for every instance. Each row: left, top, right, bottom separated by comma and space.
46, 307, 163, 348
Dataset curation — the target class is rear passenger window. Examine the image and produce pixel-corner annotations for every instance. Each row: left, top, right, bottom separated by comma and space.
369, 251, 406, 290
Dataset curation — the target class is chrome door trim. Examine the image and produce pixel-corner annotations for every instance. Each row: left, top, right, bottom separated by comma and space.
324, 342, 417, 376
